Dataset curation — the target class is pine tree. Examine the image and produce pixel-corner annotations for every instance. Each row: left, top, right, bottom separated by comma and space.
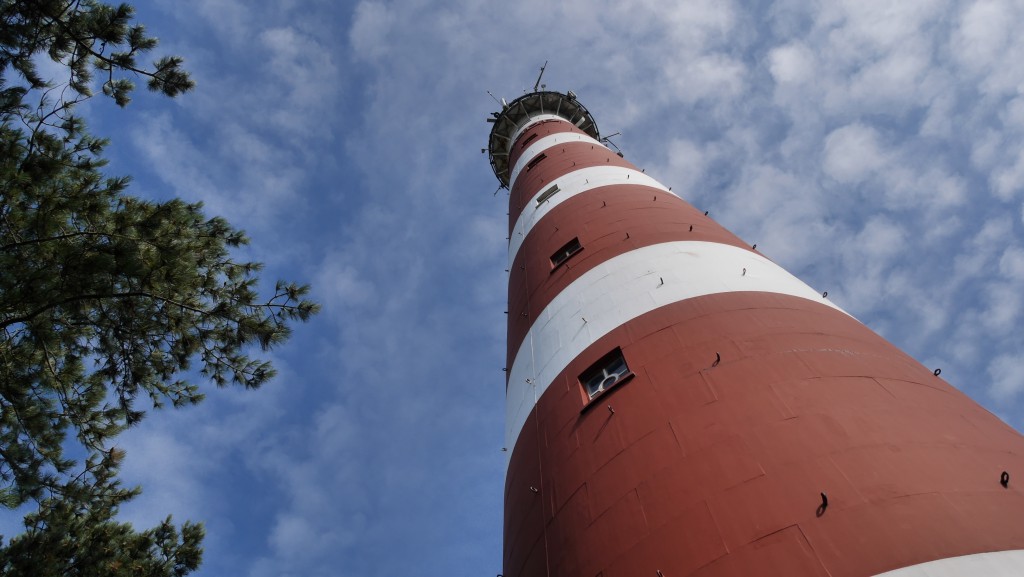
0, 2, 318, 573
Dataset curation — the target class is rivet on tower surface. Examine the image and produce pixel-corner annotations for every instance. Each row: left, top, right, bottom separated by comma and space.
712, 352, 721, 367
1002, 471, 1010, 487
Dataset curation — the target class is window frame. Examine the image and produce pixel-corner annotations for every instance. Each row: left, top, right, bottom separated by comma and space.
579, 348, 634, 407
535, 184, 560, 205
525, 153, 547, 172
550, 237, 583, 271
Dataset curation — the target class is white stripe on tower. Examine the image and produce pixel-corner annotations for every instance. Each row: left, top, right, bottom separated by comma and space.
872, 550, 1024, 576
508, 114, 566, 147
504, 240, 846, 457
508, 166, 673, 264
508, 132, 614, 183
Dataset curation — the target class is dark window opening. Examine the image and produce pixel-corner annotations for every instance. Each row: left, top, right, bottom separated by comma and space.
580, 349, 632, 400
550, 237, 582, 269
520, 133, 539, 148
536, 184, 560, 205
525, 153, 547, 172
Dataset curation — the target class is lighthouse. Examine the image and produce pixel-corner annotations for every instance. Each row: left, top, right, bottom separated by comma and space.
487, 90, 1024, 577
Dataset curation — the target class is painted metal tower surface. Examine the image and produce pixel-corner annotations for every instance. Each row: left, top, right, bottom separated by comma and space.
487, 90, 1024, 577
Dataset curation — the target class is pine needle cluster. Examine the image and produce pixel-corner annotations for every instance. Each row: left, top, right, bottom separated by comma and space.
0, 2, 319, 573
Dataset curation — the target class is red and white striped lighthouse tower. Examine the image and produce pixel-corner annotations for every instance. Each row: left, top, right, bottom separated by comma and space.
487, 90, 1024, 577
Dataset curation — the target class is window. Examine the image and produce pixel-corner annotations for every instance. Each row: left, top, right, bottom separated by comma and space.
525, 153, 547, 172
580, 349, 632, 399
550, 237, 582, 269
520, 133, 539, 148
536, 184, 560, 205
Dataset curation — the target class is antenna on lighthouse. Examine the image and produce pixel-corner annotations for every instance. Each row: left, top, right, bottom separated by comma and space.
533, 61, 548, 92
602, 132, 624, 157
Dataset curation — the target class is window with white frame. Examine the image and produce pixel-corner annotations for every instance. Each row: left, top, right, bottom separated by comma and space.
580, 349, 631, 399
550, 237, 582, 269
536, 184, 560, 205
525, 153, 547, 172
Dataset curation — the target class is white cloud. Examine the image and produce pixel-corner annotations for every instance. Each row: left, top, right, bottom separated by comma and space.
999, 245, 1024, 280
717, 163, 838, 271
118, 430, 209, 526
666, 53, 748, 104
856, 216, 907, 262
316, 261, 379, 312
1002, 97, 1024, 129
823, 123, 887, 183
349, 1, 395, 61
970, 129, 1003, 172
846, 47, 931, 110
980, 282, 1023, 334
953, 0, 1013, 74
661, 139, 709, 198
130, 114, 219, 207
989, 354, 1024, 401
993, 150, 1024, 200
659, 0, 738, 47
954, 216, 1014, 280
769, 42, 816, 85
824, 0, 945, 55
258, 26, 341, 134
882, 165, 967, 210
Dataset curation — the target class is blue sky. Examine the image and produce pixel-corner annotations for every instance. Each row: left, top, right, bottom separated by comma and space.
9, 0, 1024, 575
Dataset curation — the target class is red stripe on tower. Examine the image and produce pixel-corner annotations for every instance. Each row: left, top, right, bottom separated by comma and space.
486, 90, 1024, 577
